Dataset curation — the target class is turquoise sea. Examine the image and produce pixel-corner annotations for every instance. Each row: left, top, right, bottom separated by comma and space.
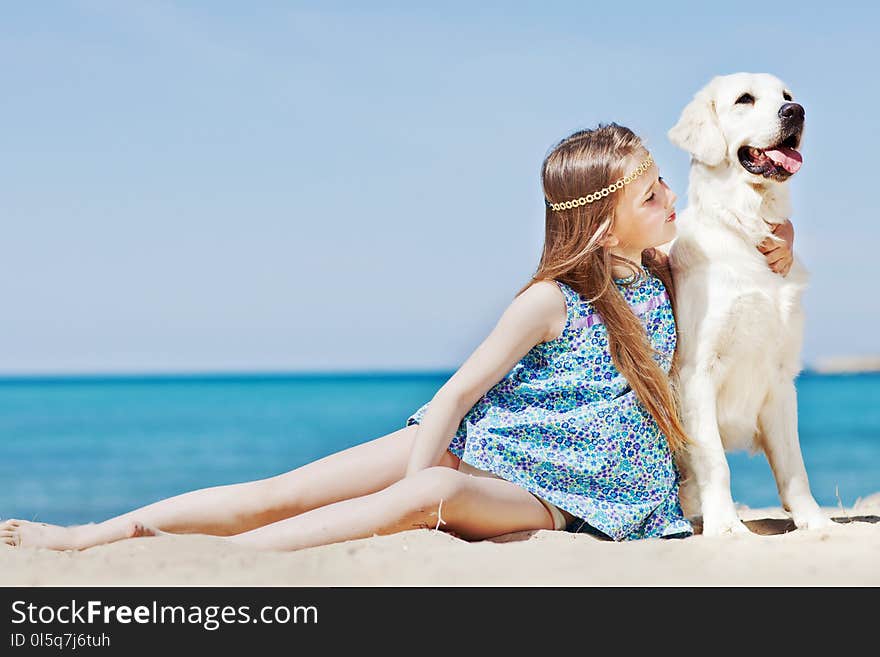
1, 371, 877, 526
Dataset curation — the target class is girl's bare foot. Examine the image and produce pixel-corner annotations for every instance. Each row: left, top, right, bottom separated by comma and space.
0, 518, 158, 551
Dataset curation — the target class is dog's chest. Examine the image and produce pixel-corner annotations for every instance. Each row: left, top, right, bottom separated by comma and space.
711, 271, 806, 368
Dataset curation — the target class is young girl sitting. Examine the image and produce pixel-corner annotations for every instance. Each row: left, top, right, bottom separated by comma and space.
1, 123, 795, 551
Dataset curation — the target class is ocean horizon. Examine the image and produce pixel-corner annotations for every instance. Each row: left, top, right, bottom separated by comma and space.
2, 370, 877, 526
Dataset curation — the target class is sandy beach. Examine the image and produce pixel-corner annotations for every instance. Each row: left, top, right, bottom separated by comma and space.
3, 493, 878, 587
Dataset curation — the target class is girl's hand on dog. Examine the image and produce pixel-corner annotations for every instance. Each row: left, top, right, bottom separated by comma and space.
758, 218, 794, 276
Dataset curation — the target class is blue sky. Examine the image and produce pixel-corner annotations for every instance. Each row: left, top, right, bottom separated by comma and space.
1, 1, 877, 374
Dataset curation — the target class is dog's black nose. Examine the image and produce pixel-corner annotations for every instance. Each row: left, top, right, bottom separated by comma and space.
778, 102, 805, 122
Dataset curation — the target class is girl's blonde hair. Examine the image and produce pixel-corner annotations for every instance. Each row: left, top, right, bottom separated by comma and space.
517, 123, 690, 453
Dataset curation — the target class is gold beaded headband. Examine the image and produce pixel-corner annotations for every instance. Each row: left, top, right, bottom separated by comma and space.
545, 155, 654, 211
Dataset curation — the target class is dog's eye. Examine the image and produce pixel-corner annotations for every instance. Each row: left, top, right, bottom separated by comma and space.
735, 93, 755, 105
783, 91, 793, 101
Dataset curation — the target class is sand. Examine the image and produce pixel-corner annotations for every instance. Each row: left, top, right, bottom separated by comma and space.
3, 494, 878, 586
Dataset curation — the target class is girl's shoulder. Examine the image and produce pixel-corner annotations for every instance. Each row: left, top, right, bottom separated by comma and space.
541, 279, 588, 342
520, 279, 568, 343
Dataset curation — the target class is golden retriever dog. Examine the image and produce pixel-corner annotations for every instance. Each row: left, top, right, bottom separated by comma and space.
666, 72, 832, 535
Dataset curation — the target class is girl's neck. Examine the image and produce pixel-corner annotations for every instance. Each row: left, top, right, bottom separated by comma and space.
608, 246, 645, 280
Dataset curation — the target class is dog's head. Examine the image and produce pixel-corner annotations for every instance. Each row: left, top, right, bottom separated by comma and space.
669, 73, 804, 183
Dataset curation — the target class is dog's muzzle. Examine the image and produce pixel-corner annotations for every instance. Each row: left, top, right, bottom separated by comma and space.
738, 104, 805, 182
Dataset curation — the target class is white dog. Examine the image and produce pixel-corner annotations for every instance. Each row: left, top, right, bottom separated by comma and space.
666, 72, 832, 535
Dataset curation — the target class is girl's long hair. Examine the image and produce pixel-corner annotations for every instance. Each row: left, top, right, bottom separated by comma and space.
517, 123, 690, 453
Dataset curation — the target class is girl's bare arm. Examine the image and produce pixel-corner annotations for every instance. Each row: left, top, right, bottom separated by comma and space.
404, 280, 565, 477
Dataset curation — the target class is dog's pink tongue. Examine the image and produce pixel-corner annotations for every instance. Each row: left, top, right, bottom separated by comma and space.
764, 147, 802, 173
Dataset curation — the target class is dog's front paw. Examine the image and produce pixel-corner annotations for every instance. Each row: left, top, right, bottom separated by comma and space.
701, 516, 751, 537
792, 510, 834, 531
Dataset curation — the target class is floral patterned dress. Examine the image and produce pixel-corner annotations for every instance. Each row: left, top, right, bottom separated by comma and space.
405, 272, 693, 541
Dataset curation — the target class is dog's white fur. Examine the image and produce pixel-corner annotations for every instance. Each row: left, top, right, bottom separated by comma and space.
666, 72, 831, 535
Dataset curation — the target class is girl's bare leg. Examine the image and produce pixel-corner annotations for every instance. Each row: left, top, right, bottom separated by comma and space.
1, 424, 460, 550
212, 465, 556, 552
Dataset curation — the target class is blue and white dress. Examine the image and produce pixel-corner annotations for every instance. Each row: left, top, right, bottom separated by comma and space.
405, 272, 693, 541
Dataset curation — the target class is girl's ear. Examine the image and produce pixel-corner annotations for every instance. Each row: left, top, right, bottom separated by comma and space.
668, 88, 727, 166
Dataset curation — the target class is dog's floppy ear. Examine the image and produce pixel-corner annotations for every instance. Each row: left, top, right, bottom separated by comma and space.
668, 90, 726, 166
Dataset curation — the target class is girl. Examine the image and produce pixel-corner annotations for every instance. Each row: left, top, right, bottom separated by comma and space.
1, 124, 795, 551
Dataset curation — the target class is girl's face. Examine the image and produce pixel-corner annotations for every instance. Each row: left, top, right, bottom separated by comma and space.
607, 150, 677, 254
